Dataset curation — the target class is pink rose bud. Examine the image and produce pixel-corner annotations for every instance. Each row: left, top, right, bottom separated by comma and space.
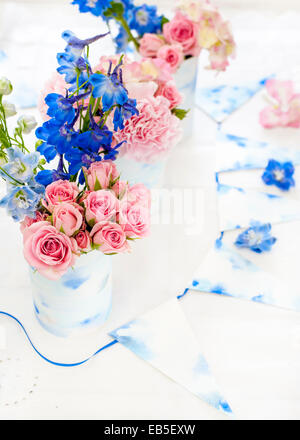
127, 184, 151, 209
84, 190, 119, 226
91, 222, 130, 254
139, 33, 166, 58
163, 12, 200, 56
119, 202, 151, 239
44, 180, 80, 212
155, 81, 183, 109
157, 44, 184, 72
75, 230, 92, 252
52, 202, 83, 236
23, 222, 78, 280
112, 180, 129, 200
86, 161, 119, 191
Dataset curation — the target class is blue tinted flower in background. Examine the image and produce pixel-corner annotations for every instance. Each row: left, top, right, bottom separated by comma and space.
115, 27, 131, 53
128, 5, 163, 36
262, 159, 295, 191
0, 185, 42, 221
89, 63, 128, 110
71, 0, 111, 18
61, 30, 110, 58
235, 222, 277, 254
0, 148, 40, 184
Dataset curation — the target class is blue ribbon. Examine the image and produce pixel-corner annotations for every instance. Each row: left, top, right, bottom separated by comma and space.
0, 291, 191, 367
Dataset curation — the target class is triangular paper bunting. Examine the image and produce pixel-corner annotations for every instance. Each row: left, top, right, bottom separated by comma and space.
216, 131, 300, 173
110, 299, 233, 416
196, 78, 270, 123
217, 184, 300, 231
189, 239, 300, 312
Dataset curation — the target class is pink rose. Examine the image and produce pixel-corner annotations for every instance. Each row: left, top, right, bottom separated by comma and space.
23, 222, 78, 280
155, 81, 183, 109
112, 180, 129, 200
113, 96, 182, 163
127, 184, 151, 209
163, 12, 200, 56
139, 33, 165, 58
91, 222, 130, 254
84, 190, 119, 225
52, 202, 83, 236
85, 161, 119, 191
75, 230, 92, 252
20, 211, 49, 233
119, 203, 151, 239
157, 44, 184, 72
44, 180, 80, 212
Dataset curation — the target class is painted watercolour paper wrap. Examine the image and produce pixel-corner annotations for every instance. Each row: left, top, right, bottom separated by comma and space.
110, 299, 232, 415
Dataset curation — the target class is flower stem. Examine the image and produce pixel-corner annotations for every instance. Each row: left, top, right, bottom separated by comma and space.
117, 16, 140, 51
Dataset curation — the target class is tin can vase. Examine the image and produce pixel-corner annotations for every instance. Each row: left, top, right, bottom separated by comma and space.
30, 251, 112, 338
174, 57, 199, 137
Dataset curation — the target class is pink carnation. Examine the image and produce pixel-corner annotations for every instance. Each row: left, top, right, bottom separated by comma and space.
163, 12, 200, 57
113, 96, 182, 163
44, 180, 80, 213
23, 222, 78, 280
91, 222, 130, 254
155, 81, 183, 109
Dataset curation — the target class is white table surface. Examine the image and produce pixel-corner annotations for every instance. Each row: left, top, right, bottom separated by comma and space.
0, 0, 299, 420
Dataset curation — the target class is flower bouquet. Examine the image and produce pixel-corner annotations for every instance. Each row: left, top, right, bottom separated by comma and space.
0, 32, 152, 337
72, 0, 236, 131
39, 52, 185, 188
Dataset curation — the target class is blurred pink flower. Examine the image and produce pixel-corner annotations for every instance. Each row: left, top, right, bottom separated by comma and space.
260, 79, 300, 129
38, 72, 68, 121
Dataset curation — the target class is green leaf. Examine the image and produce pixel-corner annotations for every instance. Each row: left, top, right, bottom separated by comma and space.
172, 108, 190, 120
161, 16, 169, 28
94, 177, 102, 191
88, 218, 96, 228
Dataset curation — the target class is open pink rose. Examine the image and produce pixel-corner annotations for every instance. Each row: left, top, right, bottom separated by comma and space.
52, 202, 83, 236
139, 33, 165, 58
91, 222, 130, 254
155, 81, 183, 109
85, 161, 119, 191
119, 203, 151, 239
127, 184, 151, 209
163, 12, 200, 56
44, 180, 80, 212
75, 230, 92, 252
157, 44, 184, 72
84, 190, 119, 225
23, 222, 78, 280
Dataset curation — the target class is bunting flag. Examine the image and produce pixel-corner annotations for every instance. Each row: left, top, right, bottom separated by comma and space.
189, 238, 300, 312
110, 298, 233, 416
217, 184, 300, 231
216, 131, 300, 173
196, 78, 270, 123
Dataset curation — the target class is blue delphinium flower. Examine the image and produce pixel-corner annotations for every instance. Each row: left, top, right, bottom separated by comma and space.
115, 27, 131, 53
113, 98, 138, 130
0, 148, 40, 184
262, 159, 295, 191
71, 0, 112, 18
89, 61, 128, 110
235, 222, 277, 254
128, 4, 163, 36
0, 185, 42, 221
61, 30, 110, 58
45, 93, 76, 124
57, 52, 89, 87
